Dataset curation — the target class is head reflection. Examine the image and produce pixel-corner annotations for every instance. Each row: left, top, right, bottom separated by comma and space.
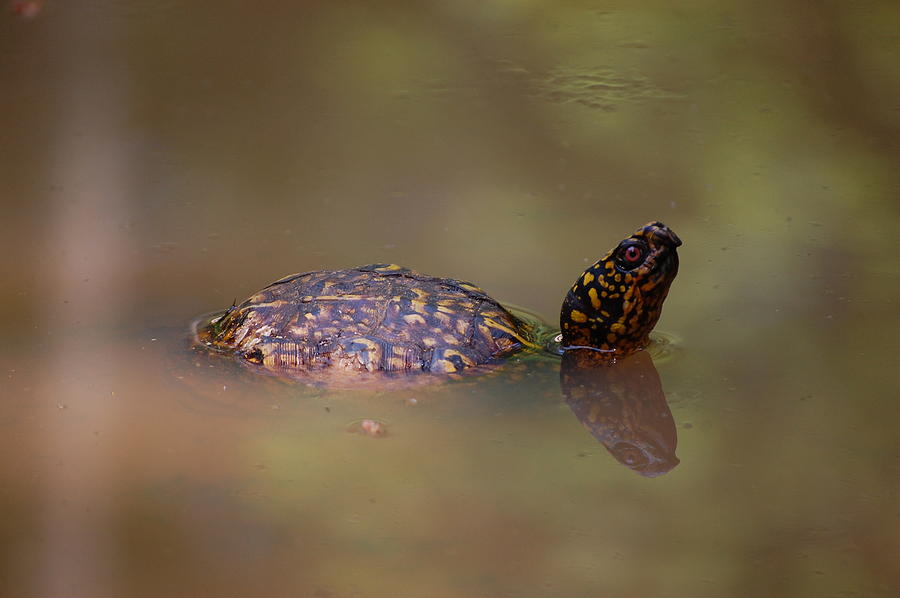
560, 349, 678, 477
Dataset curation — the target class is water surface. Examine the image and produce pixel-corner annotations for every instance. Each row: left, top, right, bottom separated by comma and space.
1, 2, 898, 597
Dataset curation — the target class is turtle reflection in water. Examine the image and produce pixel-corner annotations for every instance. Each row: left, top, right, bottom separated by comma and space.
193, 222, 682, 475
561, 349, 678, 477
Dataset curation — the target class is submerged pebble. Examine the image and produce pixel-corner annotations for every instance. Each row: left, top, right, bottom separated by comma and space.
347, 418, 388, 438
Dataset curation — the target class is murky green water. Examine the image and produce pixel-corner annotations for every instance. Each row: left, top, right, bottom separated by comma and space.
1, 2, 898, 597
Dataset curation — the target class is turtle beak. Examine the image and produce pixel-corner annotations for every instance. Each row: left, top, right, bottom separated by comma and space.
649, 223, 682, 248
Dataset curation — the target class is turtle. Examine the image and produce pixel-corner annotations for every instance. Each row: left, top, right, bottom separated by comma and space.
194, 221, 681, 381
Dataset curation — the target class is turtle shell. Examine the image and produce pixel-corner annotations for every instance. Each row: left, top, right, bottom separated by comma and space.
196, 264, 538, 376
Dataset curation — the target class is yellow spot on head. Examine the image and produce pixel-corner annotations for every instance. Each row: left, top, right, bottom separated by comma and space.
582, 272, 595, 285
588, 287, 601, 310
570, 310, 588, 323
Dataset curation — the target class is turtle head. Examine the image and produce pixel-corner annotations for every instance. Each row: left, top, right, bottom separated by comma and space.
560, 221, 681, 356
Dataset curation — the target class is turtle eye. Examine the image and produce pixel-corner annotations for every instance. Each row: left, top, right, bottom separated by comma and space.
616, 242, 647, 269
624, 246, 642, 262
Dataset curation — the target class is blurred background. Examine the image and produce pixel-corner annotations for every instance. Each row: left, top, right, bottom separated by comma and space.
1, 1, 898, 597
